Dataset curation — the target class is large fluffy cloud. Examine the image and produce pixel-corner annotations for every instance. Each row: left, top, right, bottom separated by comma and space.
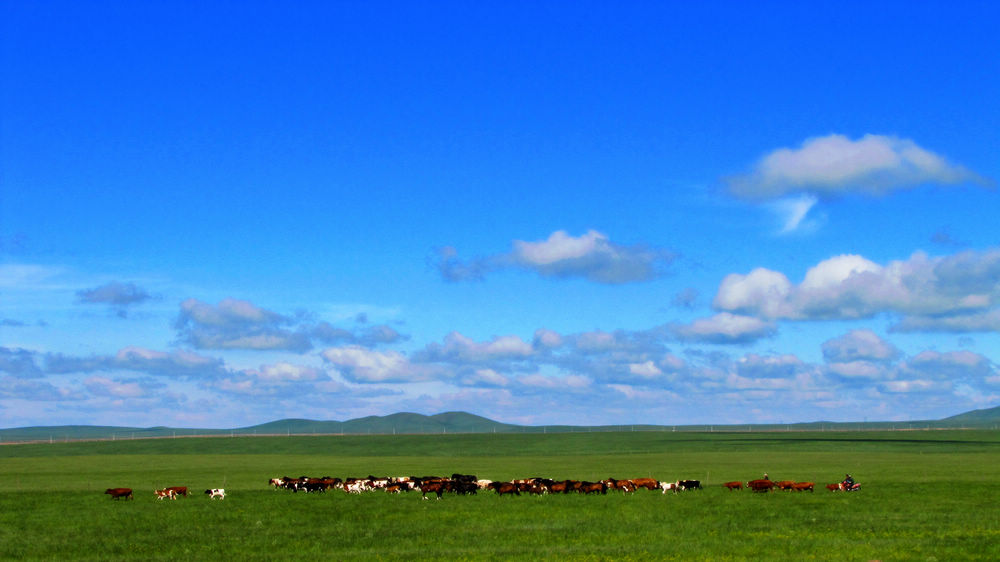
822, 330, 900, 383
713, 248, 1000, 330
438, 230, 675, 284
727, 134, 989, 200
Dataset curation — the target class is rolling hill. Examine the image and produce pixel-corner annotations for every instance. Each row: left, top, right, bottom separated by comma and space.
2, 406, 998, 443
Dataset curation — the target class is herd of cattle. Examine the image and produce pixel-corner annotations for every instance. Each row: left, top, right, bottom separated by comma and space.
104, 475, 858, 501
268, 474, 694, 498
265, 474, 854, 499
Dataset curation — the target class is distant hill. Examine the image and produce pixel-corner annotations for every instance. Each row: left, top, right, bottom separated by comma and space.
2, 406, 997, 443
940, 405, 1000, 425
236, 411, 520, 435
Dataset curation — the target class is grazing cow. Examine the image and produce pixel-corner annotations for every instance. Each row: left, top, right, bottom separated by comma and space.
677, 479, 701, 491
826, 483, 842, 492
488, 482, 520, 497
281, 477, 305, 491
775, 480, 796, 491
604, 479, 635, 494
164, 486, 187, 497
154, 489, 176, 500
420, 481, 449, 500
549, 481, 570, 494
301, 482, 328, 493
105, 488, 133, 500
578, 481, 607, 495
344, 481, 369, 494
723, 481, 744, 491
524, 483, 546, 495
451, 481, 478, 495
792, 482, 815, 492
630, 478, 659, 491
746, 479, 774, 493
205, 488, 225, 500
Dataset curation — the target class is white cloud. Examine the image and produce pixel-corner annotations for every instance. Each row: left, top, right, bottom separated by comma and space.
458, 368, 510, 387
826, 360, 891, 381
415, 332, 535, 364
517, 373, 591, 390
713, 248, 1000, 327
84, 376, 150, 399
901, 350, 995, 381
821, 330, 900, 363
768, 194, 819, 234
438, 230, 675, 284
175, 298, 311, 352
76, 281, 152, 317
728, 134, 989, 200
321, 346, 441, 383
533, 328, 563, 349
250, 362, 325, 383
670, 312, 777, 344
713, 267, 794, 318
628, 361, 662, 378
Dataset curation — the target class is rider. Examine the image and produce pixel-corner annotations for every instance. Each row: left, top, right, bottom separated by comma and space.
842, 474, 855, 489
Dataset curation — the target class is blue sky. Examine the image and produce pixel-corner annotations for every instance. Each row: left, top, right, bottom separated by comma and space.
2, 1, 999, 428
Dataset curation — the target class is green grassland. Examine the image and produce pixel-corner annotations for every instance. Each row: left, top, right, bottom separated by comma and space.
1, 430, 999, 560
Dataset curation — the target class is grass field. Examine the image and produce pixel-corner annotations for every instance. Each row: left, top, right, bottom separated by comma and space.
1, 430, 998, 560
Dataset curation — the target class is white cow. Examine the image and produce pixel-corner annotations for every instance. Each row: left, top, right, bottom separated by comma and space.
205, 488, 225, 499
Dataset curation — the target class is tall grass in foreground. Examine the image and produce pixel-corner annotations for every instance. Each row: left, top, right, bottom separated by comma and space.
1, 430, 998, 560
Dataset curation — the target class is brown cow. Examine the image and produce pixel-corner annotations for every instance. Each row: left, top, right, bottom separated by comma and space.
578, 481, 607, 495
723, 481, 744, 490
792, 482, 814, 492
164, 486, 187, 497
775, 480, 796, 491
489, 482, 520, 497
419, 481, 449, 500
105, 488, 133, 500
603, 479, 634, 493
548, 480, 570, 494
630, 478, 659, 491
746, 479, 774, 493
154, 489, 177, 500
826, 483, 842, 491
